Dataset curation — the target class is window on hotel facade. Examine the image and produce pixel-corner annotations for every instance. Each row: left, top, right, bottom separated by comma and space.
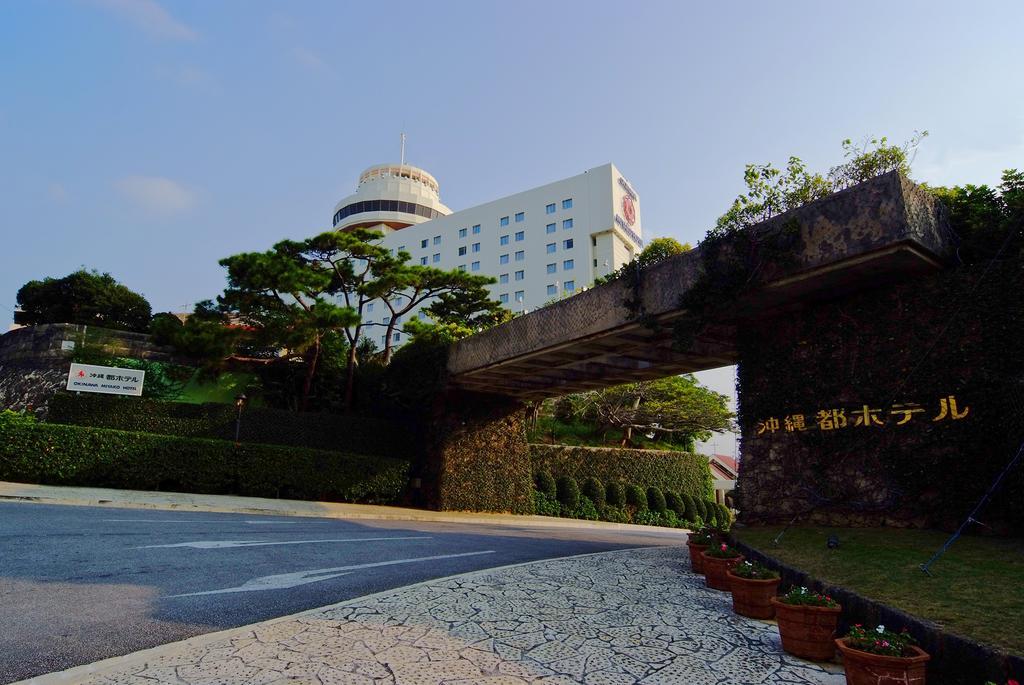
546, 203, 556, 214
565, 280, 575, 292
515, 212, 524, 222
514, 231, 524, 241
515, 290, 524, 302
563, 239, 574, 250
471, 261, 480, 271
459, 228, 467, 238
383, 316, 391, 324
458, 264, 466, 271
500, 254, 509, 264
546, 263, 556, 274
547, 284, 557, 296
433, 236, 441, 245
420, 239, 428, 248
420, 257, 428, 265
472, 224, 481, 234
515, 270, 524, 281
562, 198, 573, 209
472, 242, 480, 252
563, 259, 574, 270
546, 243, 556, 254
500, 235, 509, 246
546, 223, 556, 234
432, 253, 440, 263
393, 332, 400, 342
458, 246, 467, 256
500, 216, 509, 227
515, 250, 525, 261
499, 273, 509, 284
366, 303, 374, 312
499, 293, 509, 304
563, 218, 573, 230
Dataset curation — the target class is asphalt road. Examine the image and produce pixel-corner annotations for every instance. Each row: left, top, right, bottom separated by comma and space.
0, 502, 683, 683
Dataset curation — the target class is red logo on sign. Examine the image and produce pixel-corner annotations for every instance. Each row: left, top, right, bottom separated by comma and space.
622, 195, 636, 226
77, 370, 85, 377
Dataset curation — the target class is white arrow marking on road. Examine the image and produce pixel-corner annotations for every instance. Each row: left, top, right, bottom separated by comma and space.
137, 536, 431, 549
168, 550, 496, 597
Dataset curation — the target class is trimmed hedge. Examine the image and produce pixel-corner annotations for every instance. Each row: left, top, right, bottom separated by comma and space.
582, 477, 605, 510
0, 418, 409, 504
606, 480, 626, 507
530, 444, 714, 501
556, 476, 581, 510
48, 393, 414, 459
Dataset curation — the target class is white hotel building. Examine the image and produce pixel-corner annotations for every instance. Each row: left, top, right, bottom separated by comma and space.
331, 162, 644, 347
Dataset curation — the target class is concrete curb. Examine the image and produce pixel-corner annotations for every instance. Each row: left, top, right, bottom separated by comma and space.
14, 546, 671, 685
0, 481, 690, 536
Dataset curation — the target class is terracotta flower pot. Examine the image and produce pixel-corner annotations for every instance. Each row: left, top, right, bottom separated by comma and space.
700, 551, 744, 591
727, 571, 781, 619
687, 542, 709, 573
770, 597, 842, 661
835, 639, 930, 685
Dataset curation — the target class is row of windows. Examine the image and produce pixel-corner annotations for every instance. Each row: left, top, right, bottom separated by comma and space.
434, 217, 573, 249
333, 200, 443, 226
494, 280, 575, 305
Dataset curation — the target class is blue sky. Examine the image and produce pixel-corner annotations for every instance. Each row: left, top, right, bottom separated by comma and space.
2, 1, 1022, 451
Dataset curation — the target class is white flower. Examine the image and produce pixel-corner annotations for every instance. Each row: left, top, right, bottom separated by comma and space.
876, 625, 886, 634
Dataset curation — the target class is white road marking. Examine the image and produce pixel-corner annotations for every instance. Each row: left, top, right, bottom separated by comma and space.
168, 550, 497, 597
138, 536, 430, 549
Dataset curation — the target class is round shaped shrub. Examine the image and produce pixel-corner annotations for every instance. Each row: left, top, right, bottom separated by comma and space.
606, 480, 627, 508
574, 495, 600, 521
556, 476, 581, 510
705, 502, 720, 527
664, 491, 684, 517
625, 483, 648, 511
716, 503, 732, 529
647, 486, 667, 513
535, 470, 557, 499
602, 506, 628, 523
681, 493, 699, 522
533, 490, 560, 516
582, 477, 605, 510
694, 497, 708, 522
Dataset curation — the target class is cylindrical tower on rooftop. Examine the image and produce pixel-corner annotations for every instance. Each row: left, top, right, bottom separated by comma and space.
331, 163, 451, 233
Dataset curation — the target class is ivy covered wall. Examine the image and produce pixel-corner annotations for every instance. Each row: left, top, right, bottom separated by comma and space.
736, 260, 1024, 529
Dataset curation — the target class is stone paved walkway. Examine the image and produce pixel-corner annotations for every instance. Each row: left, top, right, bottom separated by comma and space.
33, 546, 846, 685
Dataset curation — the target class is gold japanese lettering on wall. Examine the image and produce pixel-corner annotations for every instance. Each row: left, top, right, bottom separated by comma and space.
755, 395, 969, 436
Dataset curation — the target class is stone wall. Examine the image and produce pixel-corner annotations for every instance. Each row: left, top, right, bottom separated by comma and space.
735, 260, 1024, 529
0, 324, 176, 417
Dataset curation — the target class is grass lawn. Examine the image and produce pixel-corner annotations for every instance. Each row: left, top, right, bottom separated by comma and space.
734, 525, 1024, 655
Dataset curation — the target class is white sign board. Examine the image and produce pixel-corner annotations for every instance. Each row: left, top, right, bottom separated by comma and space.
67, 363, 145, 396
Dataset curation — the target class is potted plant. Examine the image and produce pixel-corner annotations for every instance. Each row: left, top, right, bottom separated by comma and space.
770, 586, 841, 661
700, 543, 744, 591
687, 528, 718, 573
727, 561, 781, 619
835, 624, 930, 685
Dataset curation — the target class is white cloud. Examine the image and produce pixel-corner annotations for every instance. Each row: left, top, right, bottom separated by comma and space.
91, 0, 198, 40
292, 47, 326, 71
48, 183, 68, 204
115, 175, 196, 213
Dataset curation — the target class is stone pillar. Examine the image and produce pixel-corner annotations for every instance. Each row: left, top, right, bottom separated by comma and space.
420, 389, 533, 514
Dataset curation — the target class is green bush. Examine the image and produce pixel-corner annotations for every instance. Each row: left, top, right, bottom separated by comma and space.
716, 503, 733, 529
647, 486, 667, 513
602, 506, 629, 523
625, 483, 648, 511
48, 393, 414, 459
535, 470, 557, 498
681, 493, 699, 522
565, 495, 600, 521
530, 444, 714, 501
633, 509, 661, 526
694, 498, 708, 522
704, 501, 719, 527
581, 477, 605, 510
606, 480, 626, 507
0, 418, 409, 504
556, 476, 581, 510
664, 490, 684, 516
533, 490, 561, 516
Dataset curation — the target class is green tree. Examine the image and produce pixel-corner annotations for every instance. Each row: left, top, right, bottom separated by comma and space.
218, 240, 359, 411
928, 169, 1024, 263
572, 375, 734, 447
15, 269, 152, 332
595, 237, 691, 286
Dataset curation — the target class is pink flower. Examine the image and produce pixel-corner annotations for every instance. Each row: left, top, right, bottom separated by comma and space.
720, 543, 727, 551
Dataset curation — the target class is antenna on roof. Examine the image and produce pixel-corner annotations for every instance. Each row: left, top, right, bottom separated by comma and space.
400, 132, 406, 166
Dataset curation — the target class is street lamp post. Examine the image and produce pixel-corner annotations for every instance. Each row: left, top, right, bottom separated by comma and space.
234, 394, 248, 446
